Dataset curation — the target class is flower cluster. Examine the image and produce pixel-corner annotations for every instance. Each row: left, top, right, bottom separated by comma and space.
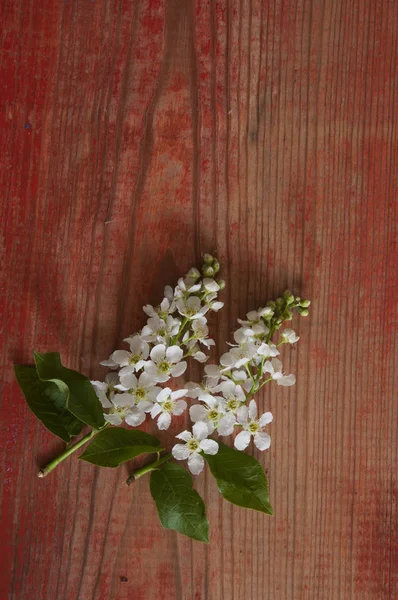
171, 289, 310, 473
91, 255, 224, 431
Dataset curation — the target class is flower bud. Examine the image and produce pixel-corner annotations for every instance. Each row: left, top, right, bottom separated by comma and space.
217, 279, 226, 290
282, 309, 293, 321
299, 308, 309, 316
202, 265, 215, 277
203, 253, 214, 265
187, 267, 201, 281
300, 299, 311, 308
282, 290, 295, 305
266, 301, 276, 310
212, 260, 220, 274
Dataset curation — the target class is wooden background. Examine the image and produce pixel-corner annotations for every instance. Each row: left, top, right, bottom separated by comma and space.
1, 0, 397, 598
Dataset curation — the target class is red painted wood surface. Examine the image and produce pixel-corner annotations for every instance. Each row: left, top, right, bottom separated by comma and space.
1, 1, 397, 598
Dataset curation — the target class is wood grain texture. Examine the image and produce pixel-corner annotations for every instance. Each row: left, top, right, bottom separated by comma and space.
1, 0, 397, 598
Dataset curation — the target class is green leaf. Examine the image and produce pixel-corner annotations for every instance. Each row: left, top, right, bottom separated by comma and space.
204, 442, 273, 515
150, 462, 209, 543
79, 428, 163, 467
34, 352, 105, 430
14, 365, 83, 442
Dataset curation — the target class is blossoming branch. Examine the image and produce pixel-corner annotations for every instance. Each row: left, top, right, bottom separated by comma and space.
14, 255, 310, 542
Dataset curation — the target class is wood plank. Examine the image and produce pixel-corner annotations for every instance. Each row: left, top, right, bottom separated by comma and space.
0, 0, 397, 598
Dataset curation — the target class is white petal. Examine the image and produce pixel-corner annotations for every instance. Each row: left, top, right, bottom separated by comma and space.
186, 296, 201, 311
248, 399, 257, 420
192, 421, 209, 441
137, 400, 153, 413
172, 444, 191, 460
176, 430, 192, 442
156, 388, 171, 404
193, 351, 207, 363
234, 430, 251, 451
217, 414, 236, 436
190, 404, 208, 422
113, 393, 134, 408
137, 372, 153, 388
171, 388, 188, 400
100, 357, 118, 368
220, 352, 234, 368
166, 345, 183, 363
111, 350, 131, 367
157, 412, 171, 430
143, 361, 159, 378
199, 439, 219, 455
150, 403, 162, 418
210, 301, 224, 312
236, 406, 249, 425
104, 413, 123, 425
170, 361, 187, 377
259, 411, 273, 426
188, 453, 205, 475
119, 372, 137, 389
173, 400, 187, 416
150, 344, 166, 363
277, 374, 296, 386
203, 278, 219, 292
254, 431, 271, 451
125, 409, 146, 427
257, 343, 271, 357
204, 365, 221, 378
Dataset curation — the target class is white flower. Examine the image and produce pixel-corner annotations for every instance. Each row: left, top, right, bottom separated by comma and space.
257, 342, 280, 358
234, 322, 269, 344
91, 380, 113, 408
175, 276, 202, 295
144, 344, 187, 382
234, 400, 273, 451
115, 371, 161, 405
175, 295, 207, 319
91, 373, 120, 408
220, 342, 257, 370
109, 336, 149, 372
143, 296, 173, 319
202, 278, 220, 293
189, 395, 227, 434
281, 328, 300, 344
140, 315, 180, 343
103, 388, 153, 427
151, 387, 187, 430
172, 421, 219, 475
203, 292, 224, 312
237, 309, 265, 327
190, 317, 215, 348
215, 380, 246, 413
264, 358, 296, 386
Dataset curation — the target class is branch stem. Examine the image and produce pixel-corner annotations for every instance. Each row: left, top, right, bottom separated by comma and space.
126, 453, 172, 485
38, 426, 105, 478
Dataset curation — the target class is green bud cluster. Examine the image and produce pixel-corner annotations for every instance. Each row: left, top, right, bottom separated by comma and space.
263, 289, 311, 333
201, 254, 223, 286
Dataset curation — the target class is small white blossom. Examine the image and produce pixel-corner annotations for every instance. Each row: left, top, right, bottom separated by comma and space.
103, 388, 153, 427
189, 395, 227, 434
114, 371, 161, 405
109, 336, 150, 372
257, 342, 280, 358
220, 342, 257, 370
175, 295, 207, 320
264, 358, 296, 386
189, 317, 215, 348
202, 278, 220, 293
215, 380, 246, 414
140, 315, 180, 343
281, 328, 300, 344
172, 421, 219, 475
144, 344, 187, 383
234, 400, 273, 451
143, 296, 173, 319
151, 387, 187, 430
